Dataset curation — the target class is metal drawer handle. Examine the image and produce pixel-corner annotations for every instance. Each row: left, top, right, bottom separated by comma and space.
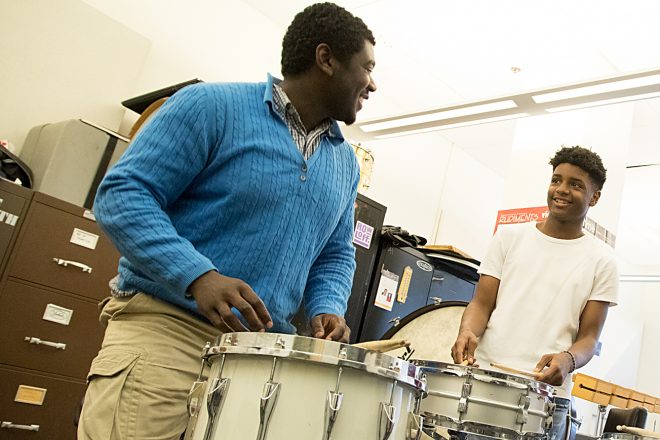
52, 258, 92, 274
24, 336, 66, 350
430, 296, 443, 305
388, 317, 401, 327
1, 421, 40, 431
432, 276, 445, 281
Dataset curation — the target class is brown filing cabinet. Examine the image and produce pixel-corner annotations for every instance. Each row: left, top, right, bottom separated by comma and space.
0, 184, 119, 439
0, 180, 32, 276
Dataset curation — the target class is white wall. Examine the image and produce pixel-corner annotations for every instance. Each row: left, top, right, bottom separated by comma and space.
0, 0, 150, 153
81, 0, 283, 135
632, 282, 660, 397
361, 131, 506, 261
363, 132, 453, 241
433, 145, 505, 260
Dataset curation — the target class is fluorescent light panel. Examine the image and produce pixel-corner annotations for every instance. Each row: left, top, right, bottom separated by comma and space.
374, 113, 529, 139
545, 91, 660, 113
533, 74, 660, 103
361, 100, 517, 132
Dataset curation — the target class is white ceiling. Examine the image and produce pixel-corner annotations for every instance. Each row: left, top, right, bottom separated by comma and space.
85, 0, 660, 269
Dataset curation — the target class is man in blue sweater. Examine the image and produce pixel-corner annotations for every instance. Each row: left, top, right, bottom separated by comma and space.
78, 3, 377, 439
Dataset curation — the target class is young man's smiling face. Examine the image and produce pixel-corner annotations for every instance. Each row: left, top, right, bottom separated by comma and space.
547, 163, 601, 223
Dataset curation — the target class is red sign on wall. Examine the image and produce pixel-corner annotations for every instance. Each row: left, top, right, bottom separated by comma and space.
493, 206, 549, 234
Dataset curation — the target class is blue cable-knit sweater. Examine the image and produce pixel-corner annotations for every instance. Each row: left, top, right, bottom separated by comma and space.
94, 75, 359, 334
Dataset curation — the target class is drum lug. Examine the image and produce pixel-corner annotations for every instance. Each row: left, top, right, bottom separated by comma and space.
202, 377, 231, 440
324, 390, 344, 440
389, 317, 401, 327
517, 394, 531, 425
458, 382, 472, 414
419, 375, 428, 401
187, 380, 206, 417
379, 402, 396, 440
545, 401, 556, 431
257, 380, 281, 440
407, 412, 424, 440
182, 380, 207, 440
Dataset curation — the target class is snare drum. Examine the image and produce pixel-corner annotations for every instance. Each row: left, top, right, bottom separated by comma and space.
415, 361, 555, 440
602, 434, 657, 440
184, 332, 426, 440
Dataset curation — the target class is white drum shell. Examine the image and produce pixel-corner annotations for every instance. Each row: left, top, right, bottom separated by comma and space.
187, 334, 423, 440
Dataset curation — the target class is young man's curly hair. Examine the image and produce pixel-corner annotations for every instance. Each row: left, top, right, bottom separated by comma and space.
281, 2, 375, 77
549, 145, 607, 190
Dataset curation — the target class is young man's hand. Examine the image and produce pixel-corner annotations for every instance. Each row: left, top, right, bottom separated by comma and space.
534, 352, 573, 386
188, 271, 273, 332
309, 314, 350, 342
451, 329, 479, 366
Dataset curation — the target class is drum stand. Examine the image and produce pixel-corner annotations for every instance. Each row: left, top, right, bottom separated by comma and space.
594, 405, 608, 436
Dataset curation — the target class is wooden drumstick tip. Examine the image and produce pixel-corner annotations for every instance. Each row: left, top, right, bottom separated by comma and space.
351, 338, 411, 353
615, 425, 660, 439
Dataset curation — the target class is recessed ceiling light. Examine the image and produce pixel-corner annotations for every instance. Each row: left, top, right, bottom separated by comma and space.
532, 74, 660, 103
545, 91, 660, 113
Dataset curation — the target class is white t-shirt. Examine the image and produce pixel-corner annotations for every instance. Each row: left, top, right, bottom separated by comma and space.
475, 222, 619, 397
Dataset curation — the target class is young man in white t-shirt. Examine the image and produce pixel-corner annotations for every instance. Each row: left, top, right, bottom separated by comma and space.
451, 145, 619, 440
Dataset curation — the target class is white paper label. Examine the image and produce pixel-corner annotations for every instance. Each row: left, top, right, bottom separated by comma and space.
42, 303, 74, 326
70, 228, 99, 250
374, 269, 399, 311
83, 209, 96, 221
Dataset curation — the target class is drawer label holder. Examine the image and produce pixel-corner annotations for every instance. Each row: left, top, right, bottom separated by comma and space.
43, 303, 74, 326
14, 385, 47, 406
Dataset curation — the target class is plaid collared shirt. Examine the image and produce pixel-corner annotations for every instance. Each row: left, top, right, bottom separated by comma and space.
272, 82, 331, 160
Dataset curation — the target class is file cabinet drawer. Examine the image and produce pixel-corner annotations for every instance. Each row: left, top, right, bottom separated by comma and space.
0, 182, 32, 276
7, 200, 119, 300
0, 366, 84, 440
0, 280, 104, 379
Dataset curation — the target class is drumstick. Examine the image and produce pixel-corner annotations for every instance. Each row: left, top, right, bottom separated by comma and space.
490, 362, 542, 379
352, 339, 410, 353
617, 425, 660, 439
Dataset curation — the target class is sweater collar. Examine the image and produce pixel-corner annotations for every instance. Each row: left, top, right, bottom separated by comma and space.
264, 73, 344, 141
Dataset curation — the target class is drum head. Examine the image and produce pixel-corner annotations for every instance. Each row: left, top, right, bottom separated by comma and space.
381, 302, 467, 362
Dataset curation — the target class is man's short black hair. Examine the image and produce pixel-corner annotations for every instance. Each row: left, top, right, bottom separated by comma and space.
549, 145, 607, 190
281, 2, 375, 77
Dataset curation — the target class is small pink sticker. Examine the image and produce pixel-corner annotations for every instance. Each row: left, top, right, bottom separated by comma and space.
353, 221, 374, 249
